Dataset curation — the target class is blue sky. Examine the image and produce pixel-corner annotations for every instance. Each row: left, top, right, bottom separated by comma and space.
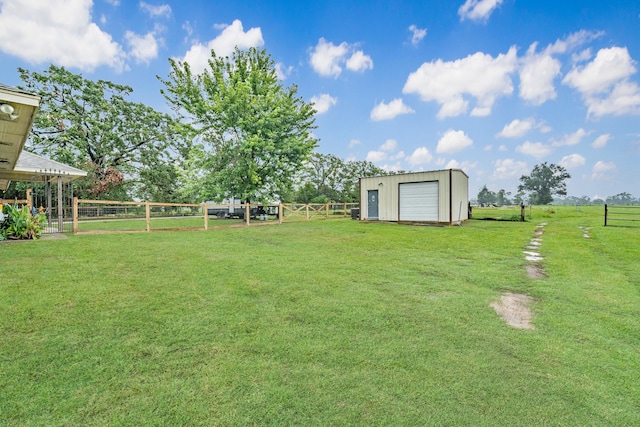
1, 0, 639, 200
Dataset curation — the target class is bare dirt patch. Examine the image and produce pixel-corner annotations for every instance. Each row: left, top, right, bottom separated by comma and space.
491, 292, 535, 329
526, 263, 546, 279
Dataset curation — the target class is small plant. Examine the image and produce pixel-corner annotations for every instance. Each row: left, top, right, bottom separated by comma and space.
0, 204, 47, 240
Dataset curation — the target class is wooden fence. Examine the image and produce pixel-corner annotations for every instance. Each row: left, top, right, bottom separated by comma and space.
604, 204, 640, 227
73, 198, 358, 234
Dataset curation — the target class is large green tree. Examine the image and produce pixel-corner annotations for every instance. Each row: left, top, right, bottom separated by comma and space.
159, 47, 317, 203
18, 65, 187, 200
518, 162, 571, 205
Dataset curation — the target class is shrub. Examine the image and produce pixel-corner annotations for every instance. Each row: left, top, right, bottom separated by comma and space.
0, 204, 47, 240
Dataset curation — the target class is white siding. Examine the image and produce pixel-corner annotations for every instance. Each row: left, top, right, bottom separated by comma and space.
359, 169, 468, 224
399, 182, 438, 221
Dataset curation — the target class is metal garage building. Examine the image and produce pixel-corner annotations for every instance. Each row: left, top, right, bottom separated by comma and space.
359, 169, 469, 225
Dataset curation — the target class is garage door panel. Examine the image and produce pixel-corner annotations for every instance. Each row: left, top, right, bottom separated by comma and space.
399, 181, 438, 221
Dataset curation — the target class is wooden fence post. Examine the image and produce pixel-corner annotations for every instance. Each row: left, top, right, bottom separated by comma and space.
520, 203, 525, 222
145, 201, 151, 232
203, 203, 208, 230
604, 204, 608, 226
325, 203, 329, 219
279, 203, 283, 224
306, 204, 310, 221
26, 188, 32, 211
73, 197, 78, 234
245, 204, 250, 226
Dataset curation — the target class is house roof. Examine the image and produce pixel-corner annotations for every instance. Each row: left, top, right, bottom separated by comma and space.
0, 83, 87, 190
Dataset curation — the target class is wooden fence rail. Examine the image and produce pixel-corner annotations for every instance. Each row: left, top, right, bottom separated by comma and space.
73, 198, 358, 234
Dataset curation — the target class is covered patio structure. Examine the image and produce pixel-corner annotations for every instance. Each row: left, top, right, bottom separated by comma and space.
0, 83, 87, 232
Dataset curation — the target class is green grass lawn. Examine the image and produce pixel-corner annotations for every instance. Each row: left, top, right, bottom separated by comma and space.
1, 206, 638, 425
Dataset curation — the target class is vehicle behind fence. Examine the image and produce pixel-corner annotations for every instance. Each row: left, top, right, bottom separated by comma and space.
73, 199, 358, 234
604, 204, 640, 227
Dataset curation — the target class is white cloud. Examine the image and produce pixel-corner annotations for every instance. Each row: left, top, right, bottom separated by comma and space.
559, 154, 586, 169
309, 38, 348, 78
182, 21, 194, 40
310, 38, 372, 78
391, 150, 405, 160
591, 161, 616, 180
403, 47, 517, 118
275, 63, 293, 80
519, 42, 562, 105
562, 46, 640, 118
366, 150, 387, 163
0, 0, 126, 72
547, 30, 604, 55
436, 130, 473, 154
445, 159, 477, 172
539, 123, 552, 133
497, 117, 535, 138
380, 139, 397, 152
492, 159, 528, 180
125, 31, 159, 64
584, 81, 640, 118
516, 31, 603, 106
409, 24, 427, 46
406, 147, 433, 165
499, 144, 508, 151
552, 128, 589, 146
370, 98, 415, 121
381, 163, 403, 172
563, 47, 636, 94
181, 19, 263, 74
310, 94, 337, 115
592, 134, 611, 148
346, 50, 373, 72
515, 141, 552, 158
348, 139, 362, 148
572, 48, 592, 64
458, 0, 503, 22
139, 2, 172, 18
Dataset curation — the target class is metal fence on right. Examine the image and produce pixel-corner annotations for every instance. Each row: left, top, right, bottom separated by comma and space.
604, 204, 640, 227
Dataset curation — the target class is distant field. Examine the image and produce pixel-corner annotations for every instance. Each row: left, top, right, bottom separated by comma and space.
1, 206, 638, 425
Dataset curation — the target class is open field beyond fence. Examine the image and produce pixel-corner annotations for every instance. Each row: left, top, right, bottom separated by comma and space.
469, 204, 528, 221
1, 205, 639, 425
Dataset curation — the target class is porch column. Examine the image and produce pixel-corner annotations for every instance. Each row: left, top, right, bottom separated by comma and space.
57, 175, 64, 232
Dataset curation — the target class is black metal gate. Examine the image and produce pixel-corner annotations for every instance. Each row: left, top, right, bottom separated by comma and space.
30, 171, 74, 233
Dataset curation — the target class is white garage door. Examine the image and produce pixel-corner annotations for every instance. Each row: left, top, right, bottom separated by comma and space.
399, 181, 439, 221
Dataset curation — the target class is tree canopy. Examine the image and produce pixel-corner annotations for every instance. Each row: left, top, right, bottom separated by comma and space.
518, 162, 571, 205
291, 153, 386, 203
476, 185, 511, 206
159, 47, 317, 203
18, 65, 187, 200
